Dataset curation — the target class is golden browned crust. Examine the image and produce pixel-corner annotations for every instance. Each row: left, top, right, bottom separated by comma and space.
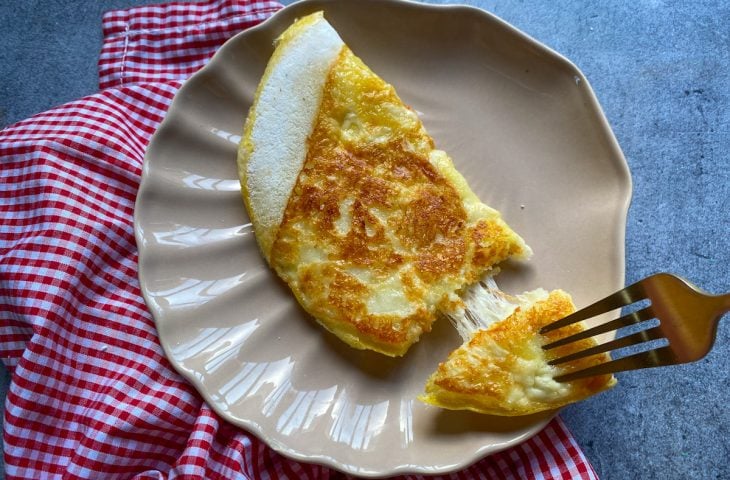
420, 290, 616, 415
269, 47, 528, 356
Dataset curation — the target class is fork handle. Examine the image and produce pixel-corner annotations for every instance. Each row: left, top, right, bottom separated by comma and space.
720, 293, 730, 313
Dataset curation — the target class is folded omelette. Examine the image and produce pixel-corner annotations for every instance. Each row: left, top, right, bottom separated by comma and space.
237, 12, 615, 415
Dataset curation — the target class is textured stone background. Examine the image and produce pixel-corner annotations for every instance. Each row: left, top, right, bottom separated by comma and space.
1, 1, 728, 479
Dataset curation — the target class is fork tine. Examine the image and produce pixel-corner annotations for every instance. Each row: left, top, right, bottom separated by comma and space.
540, 281, 648, 334
554, 346, 677, 382
542, 306, 655, 350
548, 326, 664, 366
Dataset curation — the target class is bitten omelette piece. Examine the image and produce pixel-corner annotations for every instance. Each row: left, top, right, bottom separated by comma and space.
420, 279, 616, 415
238, 12, 530, 356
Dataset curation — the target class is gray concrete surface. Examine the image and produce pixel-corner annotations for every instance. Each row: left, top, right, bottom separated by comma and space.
1, 1, 728, 479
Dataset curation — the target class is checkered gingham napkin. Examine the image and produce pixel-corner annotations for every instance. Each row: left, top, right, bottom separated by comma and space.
0, 1, 600, 478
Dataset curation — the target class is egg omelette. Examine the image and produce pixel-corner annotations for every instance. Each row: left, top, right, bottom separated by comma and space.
238, 12, 615, 414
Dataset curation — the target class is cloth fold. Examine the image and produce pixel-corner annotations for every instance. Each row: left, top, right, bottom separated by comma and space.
0, 1, 597, 478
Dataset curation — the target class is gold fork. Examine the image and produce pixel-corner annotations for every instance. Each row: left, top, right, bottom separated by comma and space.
540, 273, 730, 382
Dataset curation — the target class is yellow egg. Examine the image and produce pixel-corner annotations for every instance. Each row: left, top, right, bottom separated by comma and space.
239, 12, 528, 356
238, 12, 615, 414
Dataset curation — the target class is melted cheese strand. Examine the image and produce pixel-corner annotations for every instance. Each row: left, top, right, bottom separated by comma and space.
448, 275, 548, 341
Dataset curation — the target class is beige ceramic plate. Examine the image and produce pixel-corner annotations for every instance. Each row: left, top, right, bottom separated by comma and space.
135, 0, 631, 476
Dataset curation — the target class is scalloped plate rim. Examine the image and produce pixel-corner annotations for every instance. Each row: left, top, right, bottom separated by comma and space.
134, 0, 632, 476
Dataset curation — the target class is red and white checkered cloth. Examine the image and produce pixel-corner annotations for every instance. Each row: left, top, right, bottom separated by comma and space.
0, 1, 599, 478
